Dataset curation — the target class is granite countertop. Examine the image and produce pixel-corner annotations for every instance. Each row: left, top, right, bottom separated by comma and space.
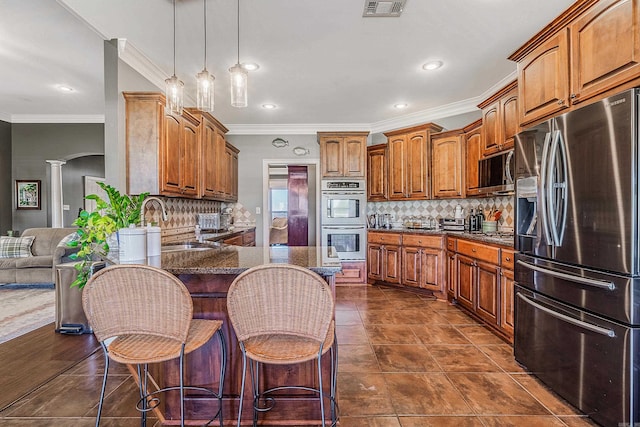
160, 245, 342, 276
367, 226, 515, 247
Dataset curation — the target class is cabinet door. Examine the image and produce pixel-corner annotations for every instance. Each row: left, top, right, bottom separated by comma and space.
214, 132, 227, 197
447, 251, 457, 298
367, 244, 383, 281
420, 247, 443, 293
161, 112, 182, 195
344, 136, 366, 177
481, 101, 501, 156
367, 145, 387, 201
224, 234, 244, 246
200, 120, 217, 198
401, 246, 420, 287
320, 137, 344, 178
432, 135, 464, 198
388, 135, 407, 199
230, 148, 239, 202
382, 245, 402, 284
500, 268, 515, 338
180, 118, 199, 196
465, 127, 482, 194
476, 260, 499, 326
406, 131, 430, 199
570, 0, 640, 104
501, 88, 519, 151
518, 29, 570, 125
457, 254, 475, 311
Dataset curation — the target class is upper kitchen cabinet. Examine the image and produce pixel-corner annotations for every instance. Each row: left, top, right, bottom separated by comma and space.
511, 0, 640, 126
367, 144, 388, 201
431, 129, 465, 199
318, 132, 369, 178
384, 123, 443, 200
478, 81, 519, 157
125, 92, 201, 197
463, 119, 482, 197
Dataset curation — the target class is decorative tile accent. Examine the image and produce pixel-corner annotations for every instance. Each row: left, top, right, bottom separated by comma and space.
229, 202, 256, 226
369, 196, 514, 232
142, 197, 221, 240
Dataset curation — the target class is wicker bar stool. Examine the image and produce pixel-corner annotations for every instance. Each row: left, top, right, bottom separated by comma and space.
82, 264, 226, 427
227, 263, 338, 427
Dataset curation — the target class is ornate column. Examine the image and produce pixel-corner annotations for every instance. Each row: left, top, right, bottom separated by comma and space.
46, 160, 66, 228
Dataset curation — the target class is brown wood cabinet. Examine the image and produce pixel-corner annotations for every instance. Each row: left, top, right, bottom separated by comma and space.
511, 0, 640, 126
478, 81, 519, 157
335, 261, 367, 284
431, 130, 465, 198
463, 120, 482, 196
384, 123, 443, 200
500, 249, 515, 336
367, 231, 402, 285
367, 144, 388, 201
222, 228, 256, 246
318, 132, 368, 178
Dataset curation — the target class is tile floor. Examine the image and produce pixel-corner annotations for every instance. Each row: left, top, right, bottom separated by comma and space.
0, 284, 599, 426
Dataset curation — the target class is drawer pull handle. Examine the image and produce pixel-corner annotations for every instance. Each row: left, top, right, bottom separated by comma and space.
472, 248, 476, 252
505, 257, 511, 261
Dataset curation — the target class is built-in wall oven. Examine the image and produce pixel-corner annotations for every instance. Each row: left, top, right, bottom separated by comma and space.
321, 180, 366, 225
320, 225, 366, 261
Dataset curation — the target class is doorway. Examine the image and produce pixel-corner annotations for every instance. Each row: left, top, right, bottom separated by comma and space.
263, 159, 319, 247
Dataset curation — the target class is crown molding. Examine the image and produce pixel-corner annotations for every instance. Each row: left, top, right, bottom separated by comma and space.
226, 123, 371, 135
0, 111, 11, 123
477, 70, 518, 104
11, 115, 105, 124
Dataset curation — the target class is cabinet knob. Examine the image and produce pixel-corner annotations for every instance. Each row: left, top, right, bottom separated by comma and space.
472, 248, 477, 252
505, 257, 511, 261
570, 93, 577, 99
557, 99, 566, 105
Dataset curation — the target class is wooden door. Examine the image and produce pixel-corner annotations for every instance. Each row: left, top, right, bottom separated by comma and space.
287, 166, 309, 246
570, 0, 640, 104
320, 137, 343, 177
401, 246, 420, 287
456, 254, 475, 311
406, 131, 429, 199
343, 135, 366, 177
481, 101, 501, 156
387, 135, 407, 199
420, 247, 443, 292
368, 244, 383, 281
382, 245, 402, 284
367, 145, 387, 201
465, 126, 482, 195
500, 268, 515, 338
432, 134, 464, 198
200, 119, 217, 198
180, 116, 199, 196
161, 112, 182, 195
518, 30, 570, 125
476, 260, 499, 326
447, 251, 457, 298
501, 88, 519, 151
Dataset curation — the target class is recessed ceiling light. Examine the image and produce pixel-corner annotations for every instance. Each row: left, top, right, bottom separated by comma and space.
241, 63, 259, 71
262, 103, 277, 109
422, 60, 443, 71
57, 85, 74, 92
394, 103, 408, 109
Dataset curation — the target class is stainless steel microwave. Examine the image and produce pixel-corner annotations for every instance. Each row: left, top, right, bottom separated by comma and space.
478, 149, 514, 195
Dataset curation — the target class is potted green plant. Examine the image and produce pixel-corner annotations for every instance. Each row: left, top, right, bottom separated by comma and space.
67, 183, 149, 288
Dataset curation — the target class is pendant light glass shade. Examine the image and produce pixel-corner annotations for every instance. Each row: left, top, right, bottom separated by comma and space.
196, 70, 215, 111
165, 74, 184, 115
229, 63, 248, 108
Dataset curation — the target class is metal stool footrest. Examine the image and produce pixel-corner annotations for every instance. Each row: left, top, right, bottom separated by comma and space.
252, 385, 339, 426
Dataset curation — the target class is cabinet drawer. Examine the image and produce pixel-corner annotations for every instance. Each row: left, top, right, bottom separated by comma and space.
242, 230, 256, 246
501, 249, 515, 270
457, 239, 500, 264
368, 232, 402, 246
402, 234, 443, 249
446, 237, 457, 252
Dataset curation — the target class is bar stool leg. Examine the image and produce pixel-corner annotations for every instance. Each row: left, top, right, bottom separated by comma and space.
95, 343, 110, 427
237, 345, 248, 427
216, 328, 227, 427
317, 348, 326, 427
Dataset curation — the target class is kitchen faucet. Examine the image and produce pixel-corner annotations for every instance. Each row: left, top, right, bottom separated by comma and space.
140, 196, 169, 227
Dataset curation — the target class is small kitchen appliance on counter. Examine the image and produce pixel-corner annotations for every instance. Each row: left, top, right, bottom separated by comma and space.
440, 218, 465, 232
197, 213, 225, 232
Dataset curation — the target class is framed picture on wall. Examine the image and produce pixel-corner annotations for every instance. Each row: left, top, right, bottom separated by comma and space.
16, 180, 41, 210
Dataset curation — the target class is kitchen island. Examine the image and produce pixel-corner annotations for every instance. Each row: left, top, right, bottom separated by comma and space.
148, 245, 341, 426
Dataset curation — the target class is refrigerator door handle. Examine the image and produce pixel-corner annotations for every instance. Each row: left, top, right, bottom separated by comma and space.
540, 131, 554, 246
505, 150, 514, 184
517, 292, 616, 337
516, 260, 616, 290
547, 130, 568, 246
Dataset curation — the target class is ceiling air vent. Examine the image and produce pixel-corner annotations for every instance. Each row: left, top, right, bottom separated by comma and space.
363, 1, 406, 17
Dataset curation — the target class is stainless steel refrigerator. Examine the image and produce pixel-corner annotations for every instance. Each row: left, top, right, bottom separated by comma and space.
514, 88, 640, 427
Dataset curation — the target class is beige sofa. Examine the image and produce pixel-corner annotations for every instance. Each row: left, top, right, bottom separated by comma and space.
0, 227, 78, 284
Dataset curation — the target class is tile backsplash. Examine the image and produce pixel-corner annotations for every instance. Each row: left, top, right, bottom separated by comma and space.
369, 196, 514, 231
142, 197, 221, 240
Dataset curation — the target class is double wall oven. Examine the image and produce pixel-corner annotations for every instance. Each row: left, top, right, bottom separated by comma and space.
320, 180, 366, 261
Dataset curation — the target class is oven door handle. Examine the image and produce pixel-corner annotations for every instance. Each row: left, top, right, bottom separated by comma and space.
516, 260, 615, 291
517, 292, 615, 337
321, 191, 366, 196
322, 226, 366, 230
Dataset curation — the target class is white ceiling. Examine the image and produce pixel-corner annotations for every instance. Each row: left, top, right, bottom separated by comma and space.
0, 0, 575, 132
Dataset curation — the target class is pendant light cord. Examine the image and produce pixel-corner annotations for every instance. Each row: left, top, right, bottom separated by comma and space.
236, 0, 240, 64
173, 0, 176, 75
203, 0, 207, 67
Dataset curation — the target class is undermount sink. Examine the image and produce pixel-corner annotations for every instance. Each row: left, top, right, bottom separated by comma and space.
161, 242, 219, 253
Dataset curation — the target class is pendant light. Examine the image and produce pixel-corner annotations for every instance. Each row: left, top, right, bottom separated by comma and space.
229, 0, 248, 108
165, 0, 184, 114
196, 0, 215, 111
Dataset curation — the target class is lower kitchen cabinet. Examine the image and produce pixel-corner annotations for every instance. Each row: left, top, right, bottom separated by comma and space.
336, 261, 367, 284
222, 228, 256, 247
382, 244, 402, 284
